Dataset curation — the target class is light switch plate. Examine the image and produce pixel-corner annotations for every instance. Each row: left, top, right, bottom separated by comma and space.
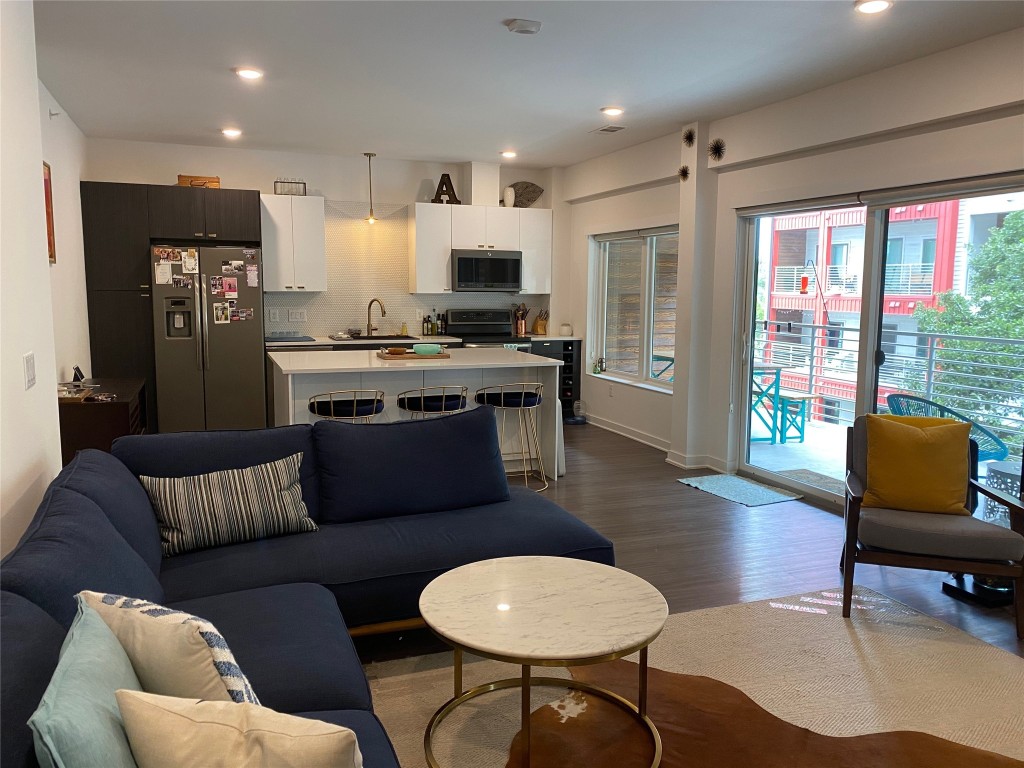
288, 310, 306, 322
267, 309, 280, 323
23, 352, 36, 389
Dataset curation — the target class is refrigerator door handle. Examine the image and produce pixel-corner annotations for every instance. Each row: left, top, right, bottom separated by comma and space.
201, 273, 211, 370
194, 274, 203, 370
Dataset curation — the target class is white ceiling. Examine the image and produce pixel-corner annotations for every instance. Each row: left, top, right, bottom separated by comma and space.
34, 1, 1024, 168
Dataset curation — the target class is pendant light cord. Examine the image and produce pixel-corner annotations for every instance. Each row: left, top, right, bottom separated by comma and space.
364, 152, 376, 219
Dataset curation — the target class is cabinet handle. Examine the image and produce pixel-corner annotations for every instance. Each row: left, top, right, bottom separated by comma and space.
478, 244, 485, 248
139, 284, 150, 289
194, 232, 204, 237
488, 244, 495, 248
209, 233, 218, 238
140, 293, 150, 298
296, 286, 305, 289
285, 285, 293, 289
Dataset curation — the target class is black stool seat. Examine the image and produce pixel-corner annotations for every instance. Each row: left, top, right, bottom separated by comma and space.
309, 398, 385, 418
398, 394, 468, 413
474, 391, 542, 408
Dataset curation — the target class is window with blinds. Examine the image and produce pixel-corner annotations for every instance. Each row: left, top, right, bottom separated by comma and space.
595, 227, 679, 385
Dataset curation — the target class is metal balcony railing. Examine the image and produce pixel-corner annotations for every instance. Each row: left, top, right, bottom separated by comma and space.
773, 263, 934, 297
884, 263, 935, 296
753, 320, 1024, 458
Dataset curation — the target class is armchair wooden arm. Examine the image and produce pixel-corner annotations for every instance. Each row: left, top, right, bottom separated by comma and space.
970, 478, 1024, 536
845, 471, 865, 502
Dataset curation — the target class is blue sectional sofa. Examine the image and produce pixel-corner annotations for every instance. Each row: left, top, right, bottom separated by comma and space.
0, 407, 614, 767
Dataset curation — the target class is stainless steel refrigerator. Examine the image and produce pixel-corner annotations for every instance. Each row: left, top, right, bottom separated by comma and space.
151, 245, 267, 432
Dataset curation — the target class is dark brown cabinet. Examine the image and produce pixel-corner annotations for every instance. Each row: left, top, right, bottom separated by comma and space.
148, 186, 260, 242
81, 182, 151, 291
58, 378, 145, 465
87, 290, 156, 433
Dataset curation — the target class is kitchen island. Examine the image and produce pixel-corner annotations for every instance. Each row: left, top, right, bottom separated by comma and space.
267, 347, 565, 479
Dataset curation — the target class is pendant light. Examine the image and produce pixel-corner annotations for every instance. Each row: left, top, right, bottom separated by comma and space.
364, 152, 377, 224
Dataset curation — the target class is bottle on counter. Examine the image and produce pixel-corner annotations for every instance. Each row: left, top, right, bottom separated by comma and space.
430, 308, 438, 336
422, 315, 430, 336
438, 311, 446, 335
400, 321, 408, 336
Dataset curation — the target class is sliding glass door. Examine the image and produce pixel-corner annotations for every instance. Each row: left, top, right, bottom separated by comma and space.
738, 183, 1023, 502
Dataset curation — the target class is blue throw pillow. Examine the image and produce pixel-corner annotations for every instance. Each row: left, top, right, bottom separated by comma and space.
0, 488, 165, 629
28, 598, 141, 768
313, 406, 510, 524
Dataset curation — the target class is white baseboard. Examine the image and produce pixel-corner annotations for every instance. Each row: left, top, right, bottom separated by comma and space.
665, 451, 729, 473
587, 415, 671, 452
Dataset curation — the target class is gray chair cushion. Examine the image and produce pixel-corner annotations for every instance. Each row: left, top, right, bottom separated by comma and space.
859, 506, 1024, 561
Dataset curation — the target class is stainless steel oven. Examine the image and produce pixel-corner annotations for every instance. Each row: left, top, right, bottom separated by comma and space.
447, 309, 531, 351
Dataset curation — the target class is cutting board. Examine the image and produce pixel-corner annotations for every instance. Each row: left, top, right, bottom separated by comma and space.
376, 351, 450, 360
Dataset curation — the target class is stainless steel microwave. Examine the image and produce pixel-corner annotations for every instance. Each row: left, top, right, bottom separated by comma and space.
451, 249, 522, 292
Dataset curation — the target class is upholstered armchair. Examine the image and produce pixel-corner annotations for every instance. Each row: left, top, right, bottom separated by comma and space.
841, 415, 1023, 639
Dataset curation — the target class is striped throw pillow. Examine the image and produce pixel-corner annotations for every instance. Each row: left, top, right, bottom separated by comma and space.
81, 591, 259, 705
139, 452, 317, 557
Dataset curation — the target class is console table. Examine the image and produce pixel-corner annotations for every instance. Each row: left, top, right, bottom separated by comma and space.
58, 378, 146, 465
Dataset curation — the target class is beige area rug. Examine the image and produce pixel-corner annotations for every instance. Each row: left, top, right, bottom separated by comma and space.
366, 587, 1024, 767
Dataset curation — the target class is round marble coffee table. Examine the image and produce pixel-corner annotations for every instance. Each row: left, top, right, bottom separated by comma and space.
419, 556, 668, 768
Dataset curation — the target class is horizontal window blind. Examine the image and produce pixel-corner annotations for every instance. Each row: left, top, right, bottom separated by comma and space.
594, 225, 679, 242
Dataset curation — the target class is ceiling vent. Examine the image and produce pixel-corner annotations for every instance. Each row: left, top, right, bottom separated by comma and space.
591, 125, 627, 134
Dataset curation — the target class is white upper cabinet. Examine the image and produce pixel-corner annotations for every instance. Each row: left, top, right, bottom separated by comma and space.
409, 203, 551, 294
451, 205, 520, 250
260, 194, 326, 292
409, 202, 453, 293
519, 208, 552, 294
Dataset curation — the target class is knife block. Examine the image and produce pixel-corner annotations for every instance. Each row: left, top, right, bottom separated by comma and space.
531, 317, 548, 336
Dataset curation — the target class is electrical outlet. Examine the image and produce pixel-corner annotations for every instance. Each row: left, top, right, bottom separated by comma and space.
267, 309, 280, 323
23, 352, 36, 389
288, 310, 307, 322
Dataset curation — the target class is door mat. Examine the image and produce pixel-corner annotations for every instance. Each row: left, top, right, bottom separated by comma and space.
677, 474, 802, 506
777, 468, 846, 496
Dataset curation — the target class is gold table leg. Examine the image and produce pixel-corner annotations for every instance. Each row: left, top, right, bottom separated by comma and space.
521, 665, 531, 767
639, 647, 648, 717
454, 647, 462, 697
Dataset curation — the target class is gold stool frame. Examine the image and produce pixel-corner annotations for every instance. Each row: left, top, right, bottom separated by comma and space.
396, 385, 468, 419
476, 383, 548, 492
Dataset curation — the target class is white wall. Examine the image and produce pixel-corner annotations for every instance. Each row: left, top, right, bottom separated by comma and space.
40, 82, 89, 381
1, 2, 63, 555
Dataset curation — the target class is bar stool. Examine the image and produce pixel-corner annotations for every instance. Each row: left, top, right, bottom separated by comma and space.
474, 383, 547, 492
396, 385, 468, 419
308, 390, 385, 423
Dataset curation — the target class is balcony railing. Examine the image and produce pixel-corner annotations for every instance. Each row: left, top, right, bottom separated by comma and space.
754, 321, 1024, 458
884, 263, 935, 296
773, 263, 934, 297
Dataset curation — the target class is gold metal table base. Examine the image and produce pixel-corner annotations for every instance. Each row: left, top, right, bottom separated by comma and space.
424, 649, 662, 768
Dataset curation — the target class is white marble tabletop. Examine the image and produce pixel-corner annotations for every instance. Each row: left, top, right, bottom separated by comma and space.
268, 347, 563, 375
419, 556, 668, 662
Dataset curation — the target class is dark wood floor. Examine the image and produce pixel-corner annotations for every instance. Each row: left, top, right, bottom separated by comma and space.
356, 424, 1021, 661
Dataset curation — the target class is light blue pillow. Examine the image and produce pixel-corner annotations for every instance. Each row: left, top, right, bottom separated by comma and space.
28, 598, 140, 768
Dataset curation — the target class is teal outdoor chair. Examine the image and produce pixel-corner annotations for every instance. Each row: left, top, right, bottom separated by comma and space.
886, 394, 1009, 462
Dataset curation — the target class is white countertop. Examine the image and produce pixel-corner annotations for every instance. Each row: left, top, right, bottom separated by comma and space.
265, 334, 463, 347
419, 556, 667, 661
268, 346, 563, 375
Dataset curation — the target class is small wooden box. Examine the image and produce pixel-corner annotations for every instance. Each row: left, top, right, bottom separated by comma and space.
177, 174, 221, 188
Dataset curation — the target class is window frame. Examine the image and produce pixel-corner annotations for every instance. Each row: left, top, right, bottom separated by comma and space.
593, 226, 679, 388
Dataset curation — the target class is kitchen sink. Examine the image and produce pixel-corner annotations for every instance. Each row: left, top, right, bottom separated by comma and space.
361, 335, 418, 341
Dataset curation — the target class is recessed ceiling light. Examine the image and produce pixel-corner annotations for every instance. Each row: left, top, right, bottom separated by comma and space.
234, 67, 264, 80
222, 128, 242, 138
854, 0, 892, 14
601, 106, 624, 116
501, 151, 517, 159
504, 19, 542, 34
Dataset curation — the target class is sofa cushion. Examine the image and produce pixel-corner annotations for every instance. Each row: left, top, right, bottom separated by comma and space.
80, 592, 259, 705
116, 691, 363, 768
1, 592, 66, 768
293, 711, 398, 768
0, 488, 165, 629
313, 406, 509, 524
49, 450, 162, 575
139, 452, 317, 557
28, 600, 141, 768
112, 425, 321, 521
169, 584, 372, 714
322, 486, 615, 627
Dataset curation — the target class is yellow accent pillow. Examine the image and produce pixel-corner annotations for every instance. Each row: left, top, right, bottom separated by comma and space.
863, 414, 971, 515
115, 690, 363, 768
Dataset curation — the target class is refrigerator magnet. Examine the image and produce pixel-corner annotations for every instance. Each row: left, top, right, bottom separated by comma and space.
210, 276, 224, 296
223, 277, 238, 298
213, 302, 230, 324
222, 260, 244, 275
182, 250, 198, 274
238, 308, 254, 321
246, 264, 259, 287
167, 249, 182, 262
155, 263, 172, 285
243, 249, 257, 260
171, 275, 193, 289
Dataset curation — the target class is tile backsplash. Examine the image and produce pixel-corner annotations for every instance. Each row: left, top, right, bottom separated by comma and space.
264, 200, 548, 336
